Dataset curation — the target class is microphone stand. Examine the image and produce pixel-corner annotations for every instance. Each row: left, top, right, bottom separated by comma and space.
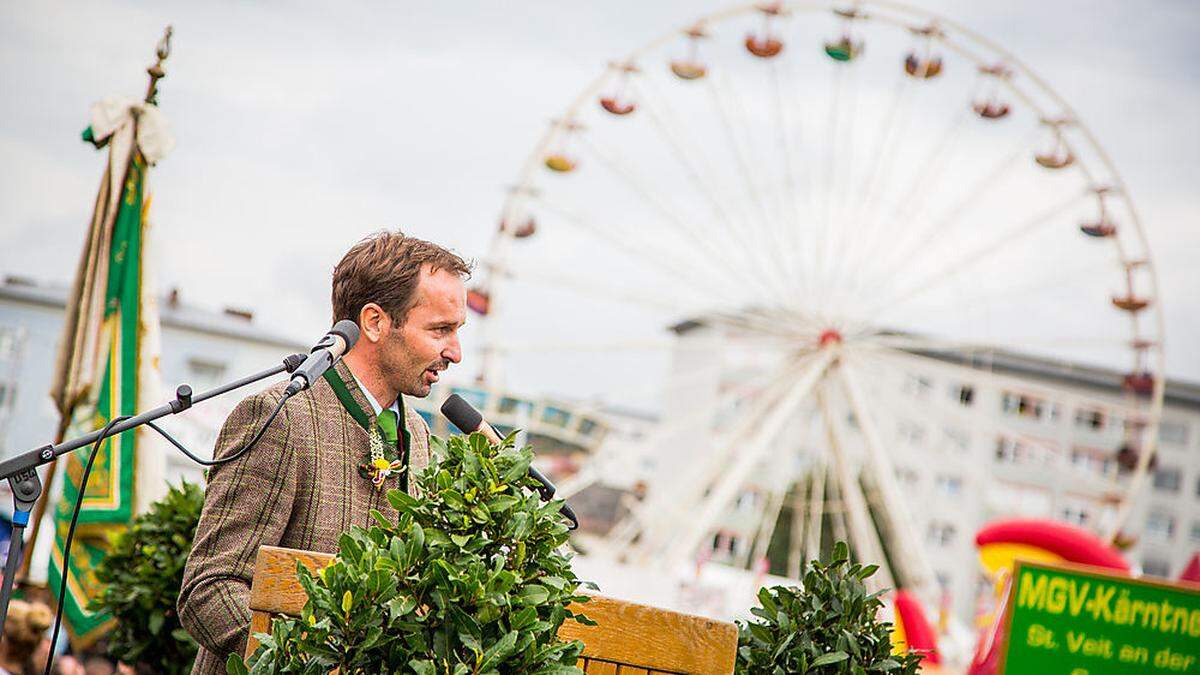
0, 353, 305, 641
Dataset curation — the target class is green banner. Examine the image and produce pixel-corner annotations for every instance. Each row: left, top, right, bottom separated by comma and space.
1001, 560, 1200, 675
48, 145, 148, 644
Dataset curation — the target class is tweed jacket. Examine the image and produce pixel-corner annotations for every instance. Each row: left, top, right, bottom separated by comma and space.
178, 360, 431, 675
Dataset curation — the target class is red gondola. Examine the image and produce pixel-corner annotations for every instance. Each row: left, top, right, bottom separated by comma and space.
1111, 295, 1149, 312
745, 34, 783, 58
745, 4, 785, 59
1080, 220, 1116, 238
972, 101, 1009, 119
600, 97, 636, 115
512, 217, 536, 238
1122, 372, 1155, 396
466, 287, 490, 315
972, 64, 1012, 119
599, 62, 639, 116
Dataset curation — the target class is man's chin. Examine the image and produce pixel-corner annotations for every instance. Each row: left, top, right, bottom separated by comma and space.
401, 382, 432, 398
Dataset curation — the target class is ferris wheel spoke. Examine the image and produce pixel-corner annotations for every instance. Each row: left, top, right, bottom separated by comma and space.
577, 135, 775, 288
862, 129, 1038, 297
528, 195, 751, 307
617, 354, 817, 558
815, 379, 895, 592
823, 77, 915, 313
842, 104, 972, 298
704, 73, 797, 302
822, 63, 872, 311
836, 355, 938, 594
839, 78, 912, 261
626, 75, 784, 293
767, 61, 809, 296
663, 349, 836, 567
866, 253, 1126, 330
864, 190, 1088, 322
814, 65, 846, 313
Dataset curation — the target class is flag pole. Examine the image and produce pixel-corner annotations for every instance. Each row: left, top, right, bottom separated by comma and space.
17, 26, 173, 585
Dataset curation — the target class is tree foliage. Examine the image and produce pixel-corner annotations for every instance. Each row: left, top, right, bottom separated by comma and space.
90, 481, 204, 675
735, 542, 923, 674
230, 432, 592, 674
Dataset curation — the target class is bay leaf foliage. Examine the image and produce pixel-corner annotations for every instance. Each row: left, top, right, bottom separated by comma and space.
735, 542, 922, 674
230, 432, 593, 674
89, 480, 204, 675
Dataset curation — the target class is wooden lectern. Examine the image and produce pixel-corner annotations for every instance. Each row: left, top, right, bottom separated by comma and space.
246, 546, 739, 674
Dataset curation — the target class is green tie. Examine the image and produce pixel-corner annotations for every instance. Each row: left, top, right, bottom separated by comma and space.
377, 409, 399, 449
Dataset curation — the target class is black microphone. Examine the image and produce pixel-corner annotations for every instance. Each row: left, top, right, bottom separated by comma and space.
440, 393, 578, 529
283, 320, 360, 397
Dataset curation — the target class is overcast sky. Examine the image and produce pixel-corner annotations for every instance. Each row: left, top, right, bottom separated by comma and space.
1, 0, 1197, 396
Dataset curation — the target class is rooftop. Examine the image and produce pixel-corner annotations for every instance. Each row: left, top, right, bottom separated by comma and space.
1, 275, 305, 350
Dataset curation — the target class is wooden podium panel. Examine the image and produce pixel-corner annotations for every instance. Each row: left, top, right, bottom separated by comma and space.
246, 546, 738, 674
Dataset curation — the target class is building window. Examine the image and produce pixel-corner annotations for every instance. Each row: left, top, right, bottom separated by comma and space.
187, 357, 228, 392
1070, 447, 1112, 477
1142, 558, 1171, 578
1190, 521, 1200, 545
1153, 467, 1182, 493
1060, 504, 1090, 527
1160, 421, 1189, 446
895, 467, 919, 486
737, 491, 755, 510
1074, 407, 1106, 431
1001, 391, 1047, 420
898, 420, 926, 445
0, 382, 14, 409
903, 374, 933, 398
935, 474, 962, 496
995, 436, 1046, 465
926, 521, 956, 546
943, 427, 970, 451
1146, 512, 1176, 540
954, 384, 975, 406
0, 328, 21, 361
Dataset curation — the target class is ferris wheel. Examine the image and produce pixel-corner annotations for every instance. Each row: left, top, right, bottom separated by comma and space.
469, 0, 1165, 603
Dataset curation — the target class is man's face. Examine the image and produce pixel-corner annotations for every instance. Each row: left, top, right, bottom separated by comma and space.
380, 266, 466, 398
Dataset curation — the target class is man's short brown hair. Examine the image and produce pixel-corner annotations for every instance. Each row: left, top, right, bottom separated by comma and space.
331, 231, 471, 325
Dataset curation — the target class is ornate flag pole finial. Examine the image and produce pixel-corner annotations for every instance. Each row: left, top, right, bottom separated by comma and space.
144, 25, 173, 105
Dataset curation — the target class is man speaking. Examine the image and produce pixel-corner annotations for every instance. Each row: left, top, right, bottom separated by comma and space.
178, 231, 471, 673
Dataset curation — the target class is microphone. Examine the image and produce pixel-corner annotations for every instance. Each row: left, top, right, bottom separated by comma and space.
440, 394, 578, 529
283, 320, 361, 398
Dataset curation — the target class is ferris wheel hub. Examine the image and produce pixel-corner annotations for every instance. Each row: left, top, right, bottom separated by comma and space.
817, 329, 844, 347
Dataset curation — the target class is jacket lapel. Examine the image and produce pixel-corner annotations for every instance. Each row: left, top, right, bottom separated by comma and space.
332, 359, 378, 431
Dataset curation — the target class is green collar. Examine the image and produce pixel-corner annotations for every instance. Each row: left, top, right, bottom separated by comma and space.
323, 366, 412, 492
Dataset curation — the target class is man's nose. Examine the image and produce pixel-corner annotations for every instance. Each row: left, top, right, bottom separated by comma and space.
444, 335, 462, 364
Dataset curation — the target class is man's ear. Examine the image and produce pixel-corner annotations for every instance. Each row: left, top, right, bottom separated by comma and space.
357, 303, 390, 343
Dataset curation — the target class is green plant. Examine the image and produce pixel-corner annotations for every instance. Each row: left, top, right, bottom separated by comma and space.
90, 480, 204, 675
735, 542, 923, 674
230, 432, 593, 674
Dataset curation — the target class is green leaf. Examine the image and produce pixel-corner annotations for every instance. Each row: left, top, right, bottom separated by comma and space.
812, 651, 849, 666
225, 652, 249, 675
479, 630, 518, 671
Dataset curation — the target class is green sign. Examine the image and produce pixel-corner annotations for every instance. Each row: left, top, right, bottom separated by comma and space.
1001, 560, 1200, 674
